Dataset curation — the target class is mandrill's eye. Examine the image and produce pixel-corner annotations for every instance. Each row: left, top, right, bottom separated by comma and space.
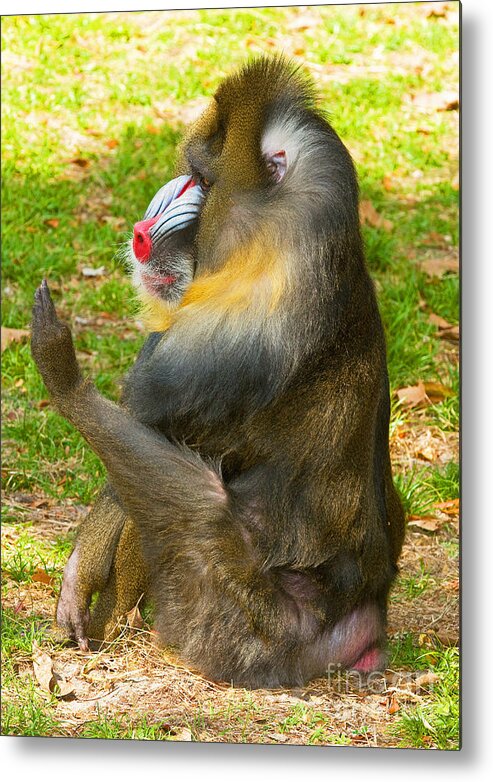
199, 176, 212, 192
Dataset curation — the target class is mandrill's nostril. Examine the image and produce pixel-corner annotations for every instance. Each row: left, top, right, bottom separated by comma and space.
133, 229, 152, 263
133, 216, 160, 263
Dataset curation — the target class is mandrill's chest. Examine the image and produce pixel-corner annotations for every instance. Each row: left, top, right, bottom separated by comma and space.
123, 307, 293, 441
121, 329, 263, 457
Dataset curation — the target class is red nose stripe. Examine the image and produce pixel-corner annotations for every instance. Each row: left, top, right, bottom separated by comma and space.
176, 176, 194, 199
133, 214, 160, 263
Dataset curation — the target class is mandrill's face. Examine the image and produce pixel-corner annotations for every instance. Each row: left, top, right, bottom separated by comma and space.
128, 174, 206, 305
127, 77, 292, 308
127, 57, 357, 315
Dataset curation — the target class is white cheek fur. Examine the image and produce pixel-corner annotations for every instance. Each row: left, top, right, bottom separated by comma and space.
261, 117, 302, 172
261, 116, 324, 186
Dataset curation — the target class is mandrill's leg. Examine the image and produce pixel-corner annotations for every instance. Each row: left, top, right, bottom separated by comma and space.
56, 484, 147, 649
87, 512, 147, 643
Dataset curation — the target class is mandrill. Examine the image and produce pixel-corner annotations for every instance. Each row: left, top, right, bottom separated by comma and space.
31, 56, 405, 688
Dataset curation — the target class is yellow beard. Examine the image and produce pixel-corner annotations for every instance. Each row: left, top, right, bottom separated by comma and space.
136, 237, 287, 333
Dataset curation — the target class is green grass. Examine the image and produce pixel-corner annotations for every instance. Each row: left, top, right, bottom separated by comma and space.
395, 462, 459, 517
1, 679, 66, 738
80, 714, 176, 740
1, 608, 66, 737
277, 704, 358, 746
1, 4, 459, 746
2, 527, 72, 585
399, 562, 433, 600
389, 635, 460, 750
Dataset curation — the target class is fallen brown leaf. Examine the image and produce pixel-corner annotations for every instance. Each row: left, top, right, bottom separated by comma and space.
126, 604, 144, 630
32, 640, 54, 693
422, 231, 449, 247
359, 200, 393, 231
423, 381, 454, 403
433, 631, 460, 647
407, 517, 440, 533
428, 313, 460, 342
1, 326, 30, 352
434, 498, 460, 515
267, 732, 289, 742
413, 446, 436, 462
419, 255, 459, 278
426, 2, 450, 18
52, 675, 76, 699
429, 312, 453, 330
439, 325, 460, 342
439, 98, 459, 112
172, 727, 193, 742
44, 218, 59, 229
414, 671, 440, 689
387, 694, 400, 714
395, 381, 429, 409
443, 578, 460, 592
33, 497, 51, 507
32, 568, 56, 588
70, 157, 90, 168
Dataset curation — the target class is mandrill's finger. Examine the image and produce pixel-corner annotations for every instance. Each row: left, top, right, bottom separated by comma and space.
67, 609, 91, 652
32, 280, 56, 333
39, 278, 52, 306
74, 608, 91, 651
33, 279, 56, 317
77, 635, 90, 653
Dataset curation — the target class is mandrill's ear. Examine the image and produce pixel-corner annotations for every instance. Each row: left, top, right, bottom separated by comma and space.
264, 150, 287, 183
261, 119, 302, 184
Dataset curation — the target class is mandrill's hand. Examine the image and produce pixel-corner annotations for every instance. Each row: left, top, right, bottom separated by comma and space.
31, 280, 83, 401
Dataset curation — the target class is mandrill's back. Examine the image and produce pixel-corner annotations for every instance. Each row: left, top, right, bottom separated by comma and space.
224, 259, 404, 572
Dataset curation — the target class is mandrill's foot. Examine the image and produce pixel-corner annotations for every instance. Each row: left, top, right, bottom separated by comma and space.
31, 280, 83, 400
